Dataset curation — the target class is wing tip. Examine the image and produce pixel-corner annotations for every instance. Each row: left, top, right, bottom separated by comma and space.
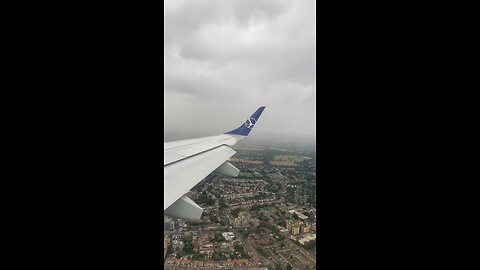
224, 106, 266, 136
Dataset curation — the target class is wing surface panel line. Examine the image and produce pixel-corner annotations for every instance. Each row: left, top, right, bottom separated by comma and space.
164, 144, 233, 167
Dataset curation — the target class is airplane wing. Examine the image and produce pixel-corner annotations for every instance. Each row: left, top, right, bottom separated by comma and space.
164, 106, 266, 220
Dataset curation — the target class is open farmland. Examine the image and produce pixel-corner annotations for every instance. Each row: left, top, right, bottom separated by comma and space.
230, 157, 264, 164
270, 155, 312, 166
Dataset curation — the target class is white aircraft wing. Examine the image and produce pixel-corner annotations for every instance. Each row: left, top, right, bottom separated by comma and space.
164, 106, 265, 220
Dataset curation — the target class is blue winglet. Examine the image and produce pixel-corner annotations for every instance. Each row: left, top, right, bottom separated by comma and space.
225, 106, 266, 136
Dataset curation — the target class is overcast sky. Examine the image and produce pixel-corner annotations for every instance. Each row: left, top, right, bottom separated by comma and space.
164, 0, 316, 139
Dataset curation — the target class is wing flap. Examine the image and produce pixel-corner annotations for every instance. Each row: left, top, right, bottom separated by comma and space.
214, 161, 240, 177
164, 195, 203, 220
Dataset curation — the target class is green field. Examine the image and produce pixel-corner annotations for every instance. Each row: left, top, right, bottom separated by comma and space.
230, 157, 263, 164
270, 155, 312, 166
239, 171, 255, 178
263, 206, 279, 214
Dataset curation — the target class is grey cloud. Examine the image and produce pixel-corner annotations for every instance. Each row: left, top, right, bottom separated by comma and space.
165, 0, 316, 139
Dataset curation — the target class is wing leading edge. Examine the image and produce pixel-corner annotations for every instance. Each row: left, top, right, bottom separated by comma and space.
164, 106, 265, 220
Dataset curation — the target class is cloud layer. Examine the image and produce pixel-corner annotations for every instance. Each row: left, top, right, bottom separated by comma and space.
165, 0, 316, 138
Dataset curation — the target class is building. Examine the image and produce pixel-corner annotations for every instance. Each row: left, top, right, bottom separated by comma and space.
233, 212, 250, 228
301, 225, 311, 233
198, 247, 214, 255
288, 210, 308, 220
164, 237, 170, 260
287, 219, 303, 235
286, 220, 294, 231
222, 232, 235, 241
291, 225, 300, 235
299, 234, 316, 245
164, 220, 175, 231
278, 227, 289, 236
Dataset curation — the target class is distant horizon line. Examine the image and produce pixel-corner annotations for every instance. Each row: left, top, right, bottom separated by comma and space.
164, 130, 316, 138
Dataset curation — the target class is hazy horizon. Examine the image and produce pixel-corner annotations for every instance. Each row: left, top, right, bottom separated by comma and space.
165, 129, 316, 154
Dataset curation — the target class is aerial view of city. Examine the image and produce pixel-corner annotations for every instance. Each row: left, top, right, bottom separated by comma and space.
164, 143, 316, 270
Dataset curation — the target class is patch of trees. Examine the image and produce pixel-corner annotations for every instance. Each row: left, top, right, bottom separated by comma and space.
219, 198, 227, 209
231, 208, 244, 218
304, 239, 316, 251
256, 247, 267, 257
258, 221, 276, 232
262, 152, 275, 164
186, 220, 203, 226
212, 251, 228, 261
191, 253, 205, 260
196, 194, 215, 206
210, 214, 219, 223
234, 244, 251, 259
266, 184, 279, 193
303, 172, 315, 181
250, 204, 273, 211
250, 204, 262, 211
306, 192, 316, 207
209, 232, 225, 242
285, 186, 295, 203
182, 237, 194, 254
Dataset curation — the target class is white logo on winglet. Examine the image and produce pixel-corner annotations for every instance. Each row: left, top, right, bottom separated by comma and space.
245, 118, 256, 129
